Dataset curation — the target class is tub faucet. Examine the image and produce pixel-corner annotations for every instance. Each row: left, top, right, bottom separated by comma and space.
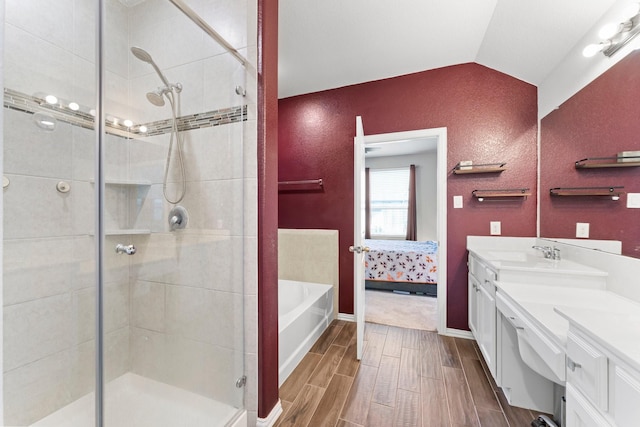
532, 245, 561, 260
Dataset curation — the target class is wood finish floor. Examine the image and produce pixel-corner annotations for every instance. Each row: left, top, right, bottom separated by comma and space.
275, 320, 541, 427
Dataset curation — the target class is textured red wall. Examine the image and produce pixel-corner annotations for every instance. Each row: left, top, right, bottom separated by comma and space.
257, 0, 279, 419
540, 50, 640, 258
278, 63, 538, 329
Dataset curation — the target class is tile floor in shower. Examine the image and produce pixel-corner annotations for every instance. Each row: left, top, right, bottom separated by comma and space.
31, 373, 237, 427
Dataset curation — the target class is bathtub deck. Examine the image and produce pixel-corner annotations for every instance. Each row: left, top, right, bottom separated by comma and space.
275, 320, 544, 427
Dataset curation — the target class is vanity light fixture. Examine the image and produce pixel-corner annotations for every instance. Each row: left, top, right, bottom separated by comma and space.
583, 2, 640, 57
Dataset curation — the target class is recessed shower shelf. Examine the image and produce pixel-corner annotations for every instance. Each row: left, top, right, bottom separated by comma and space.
90, 179, 152, 186
106, 229, 151, 235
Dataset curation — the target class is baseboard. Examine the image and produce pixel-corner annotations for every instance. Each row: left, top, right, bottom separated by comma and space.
256, 400, 283, 427
442, 328, 474, 339
337, 313, 356, 322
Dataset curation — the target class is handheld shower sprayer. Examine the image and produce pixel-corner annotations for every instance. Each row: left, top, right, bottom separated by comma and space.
130, 46, 187, 205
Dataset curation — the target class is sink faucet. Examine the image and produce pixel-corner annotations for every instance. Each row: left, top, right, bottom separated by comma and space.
532, 245, 561, 260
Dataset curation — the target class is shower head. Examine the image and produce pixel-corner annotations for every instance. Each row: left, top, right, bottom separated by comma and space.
130, 46, 171, 88
146, 91, 166, 107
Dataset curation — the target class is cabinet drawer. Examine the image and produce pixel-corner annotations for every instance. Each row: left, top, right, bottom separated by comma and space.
566, 383, 612, 427
612, 365, 640, 427
468, 254, 497, 285
566, 331, 608, 411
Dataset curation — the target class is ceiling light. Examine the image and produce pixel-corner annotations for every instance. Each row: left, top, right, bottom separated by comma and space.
45, 95, 58, 105
68, 102, 80, 111
584, 3, 640, 58
123, 119, 133, 127
138, 125, 148, 133
599, 22, 623, 40
33, 112, 57, 131
583, 41, 611, 57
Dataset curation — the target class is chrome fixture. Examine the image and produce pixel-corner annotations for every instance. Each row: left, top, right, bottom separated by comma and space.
583, 2, 640, 57
348, 245, 370, 254
168, 0, 247, 65
131, 47, 187, 204
532, 245, 561, 260
168, 206, 189, 231
115, 244, 137, 255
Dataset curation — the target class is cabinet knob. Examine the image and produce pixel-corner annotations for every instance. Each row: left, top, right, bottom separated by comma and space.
567, 358, 582, 372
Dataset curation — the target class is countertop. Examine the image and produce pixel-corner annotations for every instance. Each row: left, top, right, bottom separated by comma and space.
555, 305, 640, 374
471, 249, 608, 277
496, 282, 640, 372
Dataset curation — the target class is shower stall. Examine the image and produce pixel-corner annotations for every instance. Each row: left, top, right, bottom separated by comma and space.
1, 0, 254, 425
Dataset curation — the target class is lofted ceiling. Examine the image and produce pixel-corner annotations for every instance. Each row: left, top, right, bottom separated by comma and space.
278, 0, 617, 99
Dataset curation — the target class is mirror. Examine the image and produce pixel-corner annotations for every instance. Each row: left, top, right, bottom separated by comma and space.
539, 49, 640, 258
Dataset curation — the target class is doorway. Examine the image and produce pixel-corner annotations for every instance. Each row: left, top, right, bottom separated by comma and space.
358, 127, 447, 334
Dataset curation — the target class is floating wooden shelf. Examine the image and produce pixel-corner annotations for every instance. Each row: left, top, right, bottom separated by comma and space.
472, 188, 530, 201
549, 186, 624, 199
575, 156, 640, 169
278, 179, 324, 192
453, 162, 507, 174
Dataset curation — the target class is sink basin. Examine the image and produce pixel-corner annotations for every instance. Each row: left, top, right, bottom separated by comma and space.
487, 251, 529, 262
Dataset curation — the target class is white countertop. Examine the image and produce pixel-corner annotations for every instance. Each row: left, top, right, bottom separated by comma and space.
471, 249, 608, 277
496, 283, 639, 351
555, 305, 640, 374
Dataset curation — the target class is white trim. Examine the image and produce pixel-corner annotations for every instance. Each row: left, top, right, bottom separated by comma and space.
256, 400, 283, 427
338, 313, 356, 322
362, 127, 448, 335
442, 328, 474, 340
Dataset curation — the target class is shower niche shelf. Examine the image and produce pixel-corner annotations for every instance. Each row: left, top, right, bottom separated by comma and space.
105, 229, 151, 235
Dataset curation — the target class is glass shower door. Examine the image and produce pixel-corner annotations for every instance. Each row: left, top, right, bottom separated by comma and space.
2, 1, 98, 425
2, 0, 246, 426
101, 0, 246, 425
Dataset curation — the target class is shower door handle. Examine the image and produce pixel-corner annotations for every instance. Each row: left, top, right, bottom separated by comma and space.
115, 244, 136, 255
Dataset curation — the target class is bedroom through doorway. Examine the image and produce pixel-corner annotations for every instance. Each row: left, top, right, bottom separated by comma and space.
361, 130, 444, 332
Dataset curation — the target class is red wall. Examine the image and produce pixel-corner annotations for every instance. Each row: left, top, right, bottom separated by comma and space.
278, 63, 538, 329
540, 50, 640, 257
257, 0, 279, 419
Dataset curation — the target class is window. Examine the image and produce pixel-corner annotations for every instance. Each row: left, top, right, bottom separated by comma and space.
369, 168, 410, 238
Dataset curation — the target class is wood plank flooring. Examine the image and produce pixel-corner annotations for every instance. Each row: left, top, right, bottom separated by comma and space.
276, 320, 540, 427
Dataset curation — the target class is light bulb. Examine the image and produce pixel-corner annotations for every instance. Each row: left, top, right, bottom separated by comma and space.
612, 195, 620, 201
622, 2, 640, 20
138, 125, 148, 133
583, 43, 603, 57
599, 22, 621, 40
45, 95, 58, 105
478, 197, 484, 202
68, 102, 79, 111
123, 119, 133, 127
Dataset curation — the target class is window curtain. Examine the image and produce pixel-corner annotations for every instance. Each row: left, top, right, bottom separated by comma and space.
405, 164, 417, 241
365, 167, 371, 239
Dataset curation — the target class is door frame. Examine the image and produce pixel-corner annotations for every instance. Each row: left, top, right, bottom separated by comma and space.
360, 127, 448, 333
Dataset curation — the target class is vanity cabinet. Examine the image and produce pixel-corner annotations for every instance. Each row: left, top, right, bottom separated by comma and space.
565, 326, 640, 427
468, 253, 497, 378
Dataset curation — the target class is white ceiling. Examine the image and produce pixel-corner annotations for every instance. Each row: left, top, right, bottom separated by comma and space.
278, 0, 617, 99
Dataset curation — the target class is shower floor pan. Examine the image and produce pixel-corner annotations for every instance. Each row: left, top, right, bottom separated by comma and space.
31, 373, 238, 427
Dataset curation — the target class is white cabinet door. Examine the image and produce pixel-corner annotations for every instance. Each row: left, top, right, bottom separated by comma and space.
468, 273, 480, 338
566, 383, 612, 427
613, 365, 640, 427
478, 281, 496, 376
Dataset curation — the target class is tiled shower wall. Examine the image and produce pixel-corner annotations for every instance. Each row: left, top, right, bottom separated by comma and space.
2, 0, 258, 425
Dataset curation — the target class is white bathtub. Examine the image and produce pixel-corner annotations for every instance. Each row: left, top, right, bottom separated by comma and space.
278, 279, 334, 386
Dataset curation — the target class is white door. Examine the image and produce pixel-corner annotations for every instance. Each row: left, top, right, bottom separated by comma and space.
351, 116, 367, 360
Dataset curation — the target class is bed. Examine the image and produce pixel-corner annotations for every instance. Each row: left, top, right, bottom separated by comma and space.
364, 239, 438, 296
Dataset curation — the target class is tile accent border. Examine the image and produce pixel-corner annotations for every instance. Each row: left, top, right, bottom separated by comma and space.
3, 88, 247, 138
